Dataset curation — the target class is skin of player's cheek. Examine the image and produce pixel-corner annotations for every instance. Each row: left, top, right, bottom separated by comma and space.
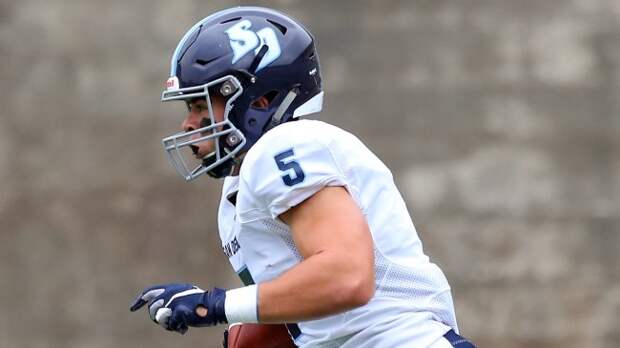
183, 98, 226, 153
206, 102, 226, 151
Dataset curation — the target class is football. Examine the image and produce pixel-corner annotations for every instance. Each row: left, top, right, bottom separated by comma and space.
227, 323, 297, 348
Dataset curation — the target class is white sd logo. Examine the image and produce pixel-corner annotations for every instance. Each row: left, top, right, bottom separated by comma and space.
225, 20, 282, 72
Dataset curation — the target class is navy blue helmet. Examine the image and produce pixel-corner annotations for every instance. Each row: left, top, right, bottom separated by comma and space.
161, 7, 323, 180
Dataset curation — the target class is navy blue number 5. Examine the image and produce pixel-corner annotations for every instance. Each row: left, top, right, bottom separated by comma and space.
274, 149, 305, 186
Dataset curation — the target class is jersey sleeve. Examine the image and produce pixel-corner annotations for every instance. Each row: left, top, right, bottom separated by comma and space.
238, 129, 349, 220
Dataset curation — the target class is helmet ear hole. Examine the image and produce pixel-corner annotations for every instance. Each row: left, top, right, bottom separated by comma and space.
251, 90, 279, 110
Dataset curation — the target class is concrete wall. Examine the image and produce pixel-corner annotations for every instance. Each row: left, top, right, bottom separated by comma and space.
0, 0, 618, 347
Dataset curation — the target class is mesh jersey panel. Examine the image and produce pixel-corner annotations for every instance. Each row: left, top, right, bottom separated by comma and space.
261, 218, 303, 262
260, 216, 456, 330
373, 249, 457, 329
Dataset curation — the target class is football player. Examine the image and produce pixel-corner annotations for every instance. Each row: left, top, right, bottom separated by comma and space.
130, 6, 475, 348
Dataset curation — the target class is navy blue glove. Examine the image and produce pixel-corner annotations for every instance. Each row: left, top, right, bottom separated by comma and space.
130, 283, 227, 334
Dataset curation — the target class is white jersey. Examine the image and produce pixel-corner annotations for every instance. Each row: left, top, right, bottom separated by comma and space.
218, 120, 458, 347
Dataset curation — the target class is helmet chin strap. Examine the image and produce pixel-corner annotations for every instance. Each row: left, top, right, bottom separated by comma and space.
202, 134, 247, 178
203, 153, 234, 178
203, 151, 245, 178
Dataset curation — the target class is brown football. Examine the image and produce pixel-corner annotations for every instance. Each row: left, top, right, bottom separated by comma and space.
227, 323, 297, 348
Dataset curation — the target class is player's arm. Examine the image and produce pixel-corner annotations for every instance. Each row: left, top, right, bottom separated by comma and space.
258, 185, 375, 323
130, 140, 375, 330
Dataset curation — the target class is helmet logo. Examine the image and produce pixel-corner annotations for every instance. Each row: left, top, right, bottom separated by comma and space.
165, 76, 180, 91
225, 20, 281, 72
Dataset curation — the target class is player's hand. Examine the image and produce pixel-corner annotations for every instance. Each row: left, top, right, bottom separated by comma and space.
130, 283, 228, 334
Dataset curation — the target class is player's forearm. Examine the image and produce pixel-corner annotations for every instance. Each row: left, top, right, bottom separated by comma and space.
256, 249, 374, 323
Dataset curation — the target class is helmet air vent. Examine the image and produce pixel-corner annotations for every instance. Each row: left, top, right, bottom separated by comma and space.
266, 19, 287, 35
195, 57, 217, 66
220, 17, 241, 24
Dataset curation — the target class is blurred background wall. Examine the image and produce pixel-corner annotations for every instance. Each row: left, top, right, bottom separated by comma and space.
0, 0, 618, 347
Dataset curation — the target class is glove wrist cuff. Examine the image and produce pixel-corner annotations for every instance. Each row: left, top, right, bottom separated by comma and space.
224, 285, 259, 323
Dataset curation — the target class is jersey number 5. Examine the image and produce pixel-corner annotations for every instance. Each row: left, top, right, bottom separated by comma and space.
274, 149, 305, 186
